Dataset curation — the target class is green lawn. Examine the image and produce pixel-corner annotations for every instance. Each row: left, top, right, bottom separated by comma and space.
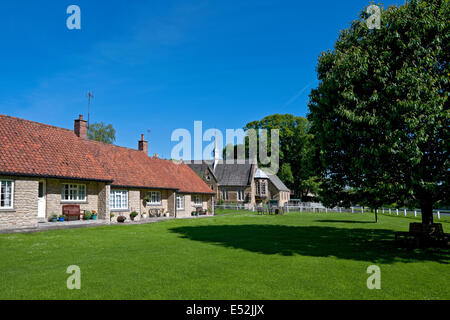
0, 212, 449, 300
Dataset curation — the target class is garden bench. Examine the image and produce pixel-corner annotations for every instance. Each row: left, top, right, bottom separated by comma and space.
256, 207, 266, 215
62, 204, 83, 221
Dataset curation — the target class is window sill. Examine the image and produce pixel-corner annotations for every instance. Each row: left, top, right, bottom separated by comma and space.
0, 208, 15, 212
61, 201, 88, 204
111, 209, 129, 212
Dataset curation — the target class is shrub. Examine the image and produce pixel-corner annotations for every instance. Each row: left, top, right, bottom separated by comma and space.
117, 215, 126, 223
84, 211, 92, 220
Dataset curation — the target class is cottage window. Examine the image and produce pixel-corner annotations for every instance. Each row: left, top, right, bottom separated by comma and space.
61, 184, 86, 202
237, 190, 245, 201
0, 180, 14, 209
222, 190, 229, 201
110, 190, 128, 210
257, 180, 266, 196
147, 191, 161, 205
193, 195, 202, 206
176, 194, 184, 210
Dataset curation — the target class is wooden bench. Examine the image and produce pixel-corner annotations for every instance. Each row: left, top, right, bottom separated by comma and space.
62, 204, 82, 221
256, 206, 266, 215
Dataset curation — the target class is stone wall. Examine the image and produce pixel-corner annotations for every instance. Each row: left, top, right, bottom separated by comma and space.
46, 179, 104, 219
0, 176, 39, 230
176, 193, 211, 218
98, 184, 110, 222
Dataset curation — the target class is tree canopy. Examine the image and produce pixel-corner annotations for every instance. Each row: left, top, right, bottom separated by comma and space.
245, 114, 320, 200
308, 0, 449, 224
87, 122, 116, 144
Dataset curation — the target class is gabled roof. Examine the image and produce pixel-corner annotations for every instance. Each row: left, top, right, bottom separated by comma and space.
185, 162, 217, 182
0, 114, 214, 194
0, 115, 112, 182
213, 162, 255, 186
85, 141, 214, 194
254, 168, 269, 179
265, 171, 290, 192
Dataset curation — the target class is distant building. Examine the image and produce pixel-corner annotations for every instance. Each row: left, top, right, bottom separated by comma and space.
186, 134, 290, 208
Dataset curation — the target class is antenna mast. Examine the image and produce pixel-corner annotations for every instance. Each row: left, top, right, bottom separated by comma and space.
87, 91, 94, 130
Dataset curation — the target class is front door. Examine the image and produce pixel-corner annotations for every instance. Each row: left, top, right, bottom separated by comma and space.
38, 180, 46, 219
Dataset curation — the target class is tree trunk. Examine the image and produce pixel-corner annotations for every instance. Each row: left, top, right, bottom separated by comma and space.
375, 208, 378, 223
420, 201, 434, 225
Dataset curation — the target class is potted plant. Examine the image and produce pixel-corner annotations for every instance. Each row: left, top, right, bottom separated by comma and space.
117, 215, 126, 223
130, 211, 138, 221
91, 210, 98, 220
84, 210, 92, 220
50, 214, 58, 222
58, 215, 65, 222
142, 212, 148, 219
110, 212, 115, 221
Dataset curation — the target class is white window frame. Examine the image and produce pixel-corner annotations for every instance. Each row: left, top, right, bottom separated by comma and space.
61, 183, 86, 202
222, 190, 229, 201
0, 180, 14, 209
237, 190, 244, 201
176, 194, 184, 210
193, 195, 202, 206
110, 189, 128, 210
147, 191, 161, 205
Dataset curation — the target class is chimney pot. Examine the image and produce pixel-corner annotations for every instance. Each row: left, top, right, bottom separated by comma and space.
138, 134, 148, 155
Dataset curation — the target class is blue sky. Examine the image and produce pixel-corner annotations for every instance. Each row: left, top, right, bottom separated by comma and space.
0, 0, 400, 159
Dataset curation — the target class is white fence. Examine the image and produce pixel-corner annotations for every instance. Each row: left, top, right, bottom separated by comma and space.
214, 204, 248, 211
214, 202, 449, 220
284, 204, 449, 220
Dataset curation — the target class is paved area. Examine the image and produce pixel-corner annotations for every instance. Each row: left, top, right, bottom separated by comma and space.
0, 215, 214, 234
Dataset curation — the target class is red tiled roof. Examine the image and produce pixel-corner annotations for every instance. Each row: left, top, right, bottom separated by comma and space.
84, 140, 214, 194
0, 115, 112, 181
0, 114, 214, 194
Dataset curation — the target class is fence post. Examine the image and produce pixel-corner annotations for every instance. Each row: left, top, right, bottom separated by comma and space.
437, 211, 441, 219
362, 207, 364, 214
404, 209, 407, 216
396, 209, 399, 216
389, 208, 391, 214
325, 208, 328, 213
414, 210, 417, 217
351, 207, 354, 213
382, 208, 384, 214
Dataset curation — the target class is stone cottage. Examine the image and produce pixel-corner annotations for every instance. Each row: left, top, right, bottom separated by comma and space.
0, 114, 215, 231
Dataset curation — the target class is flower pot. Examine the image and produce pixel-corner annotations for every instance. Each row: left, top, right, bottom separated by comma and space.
142, 214, 148, 219
92, 215, 97, 220
50, 218, 57, 222
59, 217, 65, 222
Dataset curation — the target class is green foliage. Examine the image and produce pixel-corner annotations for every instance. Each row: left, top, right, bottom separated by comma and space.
87, 122, 116, 144
279, 163, 294, 185
308, 0, 449, 223
245, 114, 320, 200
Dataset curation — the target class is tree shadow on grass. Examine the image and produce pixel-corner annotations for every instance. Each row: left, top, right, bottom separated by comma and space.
170, 225, 449, 264
316, 220, 375, 224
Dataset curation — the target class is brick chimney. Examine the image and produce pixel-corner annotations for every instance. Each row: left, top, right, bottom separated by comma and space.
138, 134, 148, 155
74, 115, 88, 139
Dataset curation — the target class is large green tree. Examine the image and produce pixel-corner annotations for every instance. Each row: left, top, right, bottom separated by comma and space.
88, 122, 116, 144
308, 0, 449, 224
245, 114, 320, 200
